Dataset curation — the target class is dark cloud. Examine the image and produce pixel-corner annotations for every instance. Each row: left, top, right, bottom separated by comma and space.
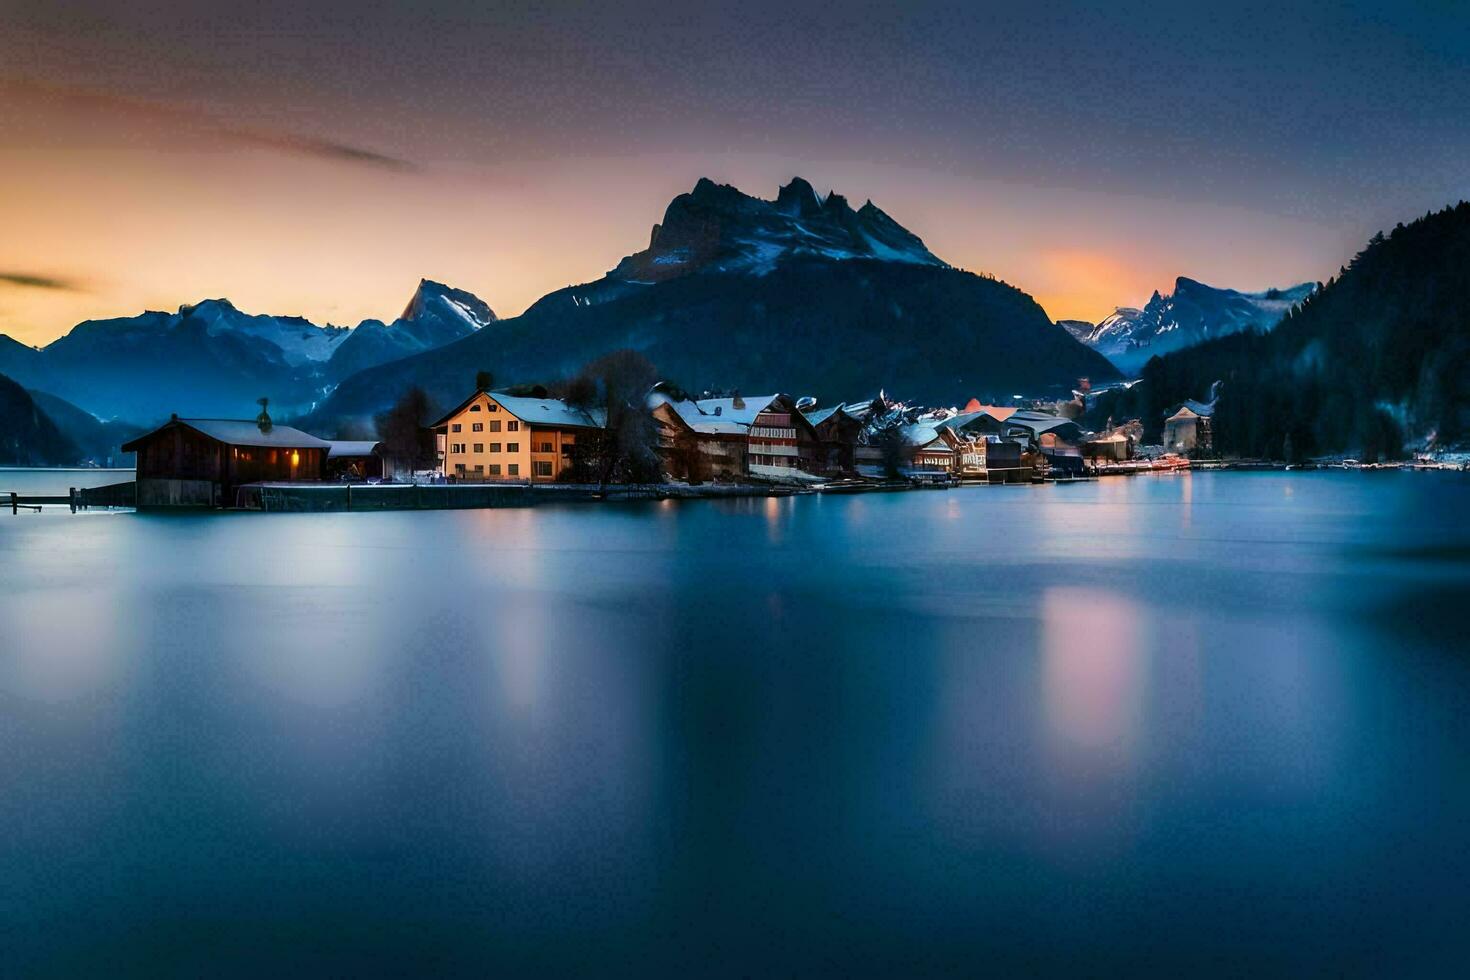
0, 272, 80, 291
233, 131, 420, 173
1, 77, 421, 174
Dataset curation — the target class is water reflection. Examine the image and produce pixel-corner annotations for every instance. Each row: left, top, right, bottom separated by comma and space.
2, 474, 1470, 974
1040, 586, 1148, 769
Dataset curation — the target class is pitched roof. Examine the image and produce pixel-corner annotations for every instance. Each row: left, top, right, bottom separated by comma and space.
485, 391, 602, 428
803, 405, 842, 426
650, 392, 787, 435
1170, 399, 1217, 417
122, 418, 331, 452
431, 390, 601, 429
326, 440, 380, 458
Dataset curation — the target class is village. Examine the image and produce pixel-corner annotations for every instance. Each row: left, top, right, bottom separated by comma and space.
93, 371, 1229, 511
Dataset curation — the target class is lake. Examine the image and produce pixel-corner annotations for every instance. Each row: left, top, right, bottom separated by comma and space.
2, 472, 1468, 975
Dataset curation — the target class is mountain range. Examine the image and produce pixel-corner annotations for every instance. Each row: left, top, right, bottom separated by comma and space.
311, 177, 1121, 428
0, 279, 492, 423
1061, 277, 1317, 374
1083, 203, 1470, 459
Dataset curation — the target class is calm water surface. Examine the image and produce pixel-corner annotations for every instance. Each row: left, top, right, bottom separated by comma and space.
2, 472, 1468, 976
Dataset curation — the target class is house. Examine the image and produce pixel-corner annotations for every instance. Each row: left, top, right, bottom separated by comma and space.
121, 414, 330, 508
649, 392, 824, 481
431, 389, 601, 482
802, 403, 863, 475
1163, 401, 1215, 453
855, 420, 960, 483
1082, 426, 1137, 463
649, 398, 747, 482
325, 441, 383, 481
957, 434, 1029, 483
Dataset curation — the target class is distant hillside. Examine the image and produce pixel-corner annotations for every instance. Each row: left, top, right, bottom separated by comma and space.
0, 280, 491, 423
27, 389, 143, 465
313, 178, 1120, 427
0, 372, 79, 465
1084, 203, 1470, 458
1067, 278, 1316, 374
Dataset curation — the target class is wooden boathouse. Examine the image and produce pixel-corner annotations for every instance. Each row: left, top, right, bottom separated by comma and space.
121, 415, 331, 508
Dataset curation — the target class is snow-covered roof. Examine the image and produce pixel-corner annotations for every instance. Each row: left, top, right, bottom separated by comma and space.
486, 392, 601, 428
326, 440, 380, 458
803, 405, 842, 426
124, 418, 331, 451
899, 421, 959, 449
650, 392, 786, 435
432, 390, 602, 429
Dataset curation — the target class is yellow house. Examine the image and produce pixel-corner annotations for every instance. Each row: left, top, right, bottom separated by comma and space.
431, 390, 602, 482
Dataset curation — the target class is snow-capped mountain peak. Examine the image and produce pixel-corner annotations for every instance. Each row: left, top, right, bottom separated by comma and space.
610, 177, 946, 282
1065, 278, 1315, 373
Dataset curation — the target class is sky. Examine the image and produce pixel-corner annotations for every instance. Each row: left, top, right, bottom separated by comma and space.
3, 0, 1469, 346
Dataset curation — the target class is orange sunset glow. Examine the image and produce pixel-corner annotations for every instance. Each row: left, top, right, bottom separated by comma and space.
0, 61, 1382, 348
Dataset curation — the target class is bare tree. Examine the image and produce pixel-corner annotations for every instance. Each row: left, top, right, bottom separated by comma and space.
375, 386, 434, 477
558, 350, 661, 488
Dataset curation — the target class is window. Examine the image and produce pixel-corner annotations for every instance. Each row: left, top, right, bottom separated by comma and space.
470, 404, 481, 412
454, 463, 466, 474
488, 420, 501, 432
488, 403, 498, 412
489, 443, 501, 453
533, 461, 553, 477
449, 443, 465, 454
473, 443, 483, 453
537, 441, 554, 453
507, 420, 520, 431
472, 422, 483, 432
507, 464, 519, 476
451, 423, 461, 432
471, 464, 483, 473
507, 443, 519, 453
488, 464, 501, 475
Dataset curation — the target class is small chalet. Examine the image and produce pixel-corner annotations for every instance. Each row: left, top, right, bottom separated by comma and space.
1163, 401, 1215, 453
121, 414, 330, 508
802, 404, 863, 475
325, 440, 383, 481
432, 389, 601, 482
855, 420, 960, 483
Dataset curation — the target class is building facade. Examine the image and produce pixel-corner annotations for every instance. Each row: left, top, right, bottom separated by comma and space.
432, 390, 600, 482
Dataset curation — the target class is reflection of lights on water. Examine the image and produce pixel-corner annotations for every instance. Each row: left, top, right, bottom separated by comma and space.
0, 591, 123, 703
1041, 586, 1147, 761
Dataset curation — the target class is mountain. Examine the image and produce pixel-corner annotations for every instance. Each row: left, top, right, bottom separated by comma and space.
313, 178, 1120, 427
1069, 278, 1317, 374
1083, 203, 1470, 459
1056, 320, 1095, 344
325, 280, 493, 382
608, 176, 943, 283
0, 372, 79, 466
0, 281, 490, 423
26, 389, 144, 465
